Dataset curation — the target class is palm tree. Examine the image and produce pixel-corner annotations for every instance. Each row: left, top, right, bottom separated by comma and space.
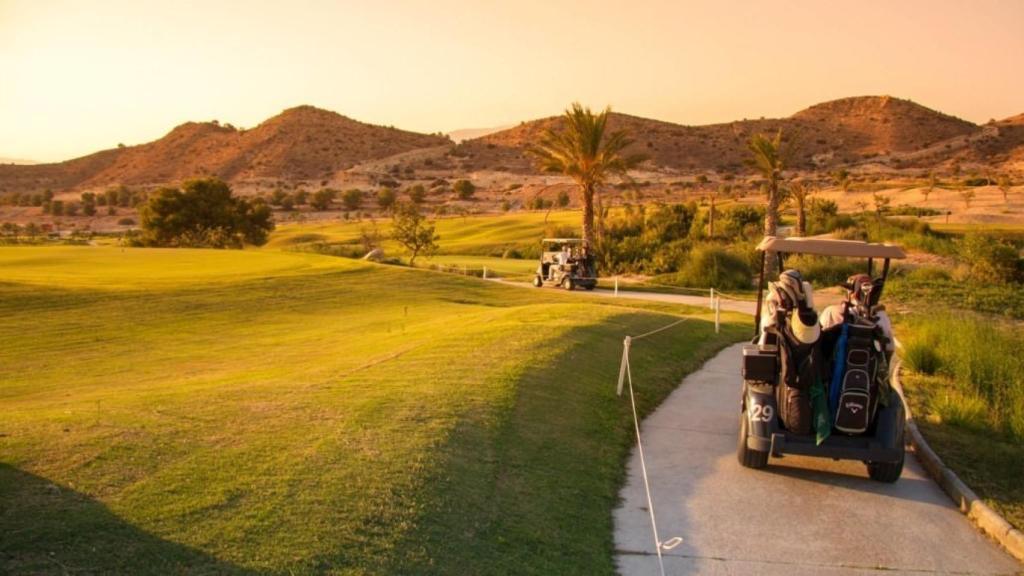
530, 103, 644, 248
787, 180, 812, 236
748, 130, 790, 236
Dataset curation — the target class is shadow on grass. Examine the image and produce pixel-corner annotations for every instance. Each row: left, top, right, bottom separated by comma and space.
371, 312, 744, 575
0, 463, 257, 575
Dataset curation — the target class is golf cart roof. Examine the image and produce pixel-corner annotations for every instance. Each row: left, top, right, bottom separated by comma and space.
541, 238, 584, 244
756, 236, 906, 259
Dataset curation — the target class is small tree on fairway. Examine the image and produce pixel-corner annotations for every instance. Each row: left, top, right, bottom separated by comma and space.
923, 173, 937, 203
391, 202, 438, 265
959, 187, 975, 209
997, 174, 1012, 203
872, 193, 891, 217
529, 103, 644, 249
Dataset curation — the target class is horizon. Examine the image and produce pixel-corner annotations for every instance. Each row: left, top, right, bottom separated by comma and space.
3, 0, 1023, 163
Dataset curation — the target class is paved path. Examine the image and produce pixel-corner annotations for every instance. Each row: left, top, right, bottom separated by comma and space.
491, 279, 758, 314
613, 343, 1020, 575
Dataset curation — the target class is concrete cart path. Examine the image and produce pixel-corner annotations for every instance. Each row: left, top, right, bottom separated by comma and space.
490, 279, 758, 315
614, 343, 1020, 576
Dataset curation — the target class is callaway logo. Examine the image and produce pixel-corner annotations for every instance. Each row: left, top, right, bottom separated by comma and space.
845, 402, 864, 414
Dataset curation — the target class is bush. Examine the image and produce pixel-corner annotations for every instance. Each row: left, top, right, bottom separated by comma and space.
342, 189, 363, 211
959, 233, 1020, 284
668, 245, 752, 290
311, 189, 337, 211
377, 188, 397, 211
556, 190, 570, 207
784, 254, 861, 287
453, 179, 476, 200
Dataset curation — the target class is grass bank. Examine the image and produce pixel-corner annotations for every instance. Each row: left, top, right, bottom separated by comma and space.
0, 245, 744, 575
898, 314, 1024, 530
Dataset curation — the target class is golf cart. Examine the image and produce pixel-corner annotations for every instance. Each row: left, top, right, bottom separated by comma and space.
531, 238, 597, 291
738, 236, 907, 482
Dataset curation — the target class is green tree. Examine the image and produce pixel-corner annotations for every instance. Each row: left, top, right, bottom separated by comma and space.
138, 178, 273, 248
747, 130, 791, 236
342, 189, 363, 211
788, 180, 811, 236
556, 189, 570, 207
529, 103, 643, 248
293, 190, 308, 205
407, 184, 426, 204
310, 188, 337, 211
81, 192, 97, 216
51, 200, 64, 216
377, 188, 397, 211
872, 192, 891, 217
270, 189, 288, 206
453, 179, 476, 200
391, 202, 438, 265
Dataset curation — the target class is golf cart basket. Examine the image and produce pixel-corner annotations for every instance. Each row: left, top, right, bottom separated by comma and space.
739, 236, 909, 482
532, 238, 598, 291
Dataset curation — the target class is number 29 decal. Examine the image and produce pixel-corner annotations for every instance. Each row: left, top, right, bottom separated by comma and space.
749, 403, 774, 422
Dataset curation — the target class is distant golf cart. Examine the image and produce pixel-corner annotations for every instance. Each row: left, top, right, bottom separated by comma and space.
531, 238, 597, 291
738, 236, 908, 482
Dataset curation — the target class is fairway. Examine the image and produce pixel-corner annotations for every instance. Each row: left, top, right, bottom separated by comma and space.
0, 245, 744, 575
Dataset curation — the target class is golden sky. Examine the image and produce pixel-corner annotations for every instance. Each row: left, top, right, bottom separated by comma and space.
2, 0, 1023, 162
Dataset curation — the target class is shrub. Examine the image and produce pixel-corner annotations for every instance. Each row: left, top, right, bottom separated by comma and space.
669, 245, 752, 290
959, 233, 1020, 284
342, 189, 363, 211
453, 179, 476, 200
556, 190, 570, 207
377, 188, 397, 211
311, 188, 337, 211
784, 254, 861, 287
407, 185, 426, 204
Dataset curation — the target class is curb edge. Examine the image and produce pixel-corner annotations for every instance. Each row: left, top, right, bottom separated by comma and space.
893, 359, 1024, 564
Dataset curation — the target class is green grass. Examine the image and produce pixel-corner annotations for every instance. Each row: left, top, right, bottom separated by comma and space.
898, 314, 1024, 530
0, 245, 745, 575
268, 210, 583, 257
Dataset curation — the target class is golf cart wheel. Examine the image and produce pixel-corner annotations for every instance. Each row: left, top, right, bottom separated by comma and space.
532, 275, 543, 288
561, 277, 574, 291
737, 410, 769, 469
867, 448, 904, 483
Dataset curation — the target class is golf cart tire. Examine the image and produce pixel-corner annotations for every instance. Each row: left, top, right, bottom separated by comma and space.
532, 275, 543, 288
737, 410, 769, 469
561, 277, 574, 291
867, 450, 904, 483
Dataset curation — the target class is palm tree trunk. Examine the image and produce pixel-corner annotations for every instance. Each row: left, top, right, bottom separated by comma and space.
764, 179, 780, 236
796, 196, 805, 236
581, 184, 596, 248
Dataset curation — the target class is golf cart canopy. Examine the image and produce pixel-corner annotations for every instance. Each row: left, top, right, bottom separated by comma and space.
756, 237, 906, 260
541, 238, 584, 244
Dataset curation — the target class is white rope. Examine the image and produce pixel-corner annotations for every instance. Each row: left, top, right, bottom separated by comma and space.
615, 319, 687, 576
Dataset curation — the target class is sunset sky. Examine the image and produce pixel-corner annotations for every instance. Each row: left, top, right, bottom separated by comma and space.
2, 0, 1023, 163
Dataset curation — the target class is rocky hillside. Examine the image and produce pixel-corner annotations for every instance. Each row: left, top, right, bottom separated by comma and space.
0, 106, 450, 193
452, 96, 1000, 174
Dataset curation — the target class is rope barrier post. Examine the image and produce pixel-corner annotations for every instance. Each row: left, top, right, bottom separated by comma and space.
483, 266, 488, 279
709, 287, 715, 309
616, 336, 631, 396
614, 276, 619, 297
715, 296, 721, 334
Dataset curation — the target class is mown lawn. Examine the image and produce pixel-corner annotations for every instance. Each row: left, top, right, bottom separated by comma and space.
0, 245, 744, 575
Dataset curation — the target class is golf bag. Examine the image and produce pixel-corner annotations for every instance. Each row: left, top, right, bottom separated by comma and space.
765, 324, 817, 435
833, 323, 880, 434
